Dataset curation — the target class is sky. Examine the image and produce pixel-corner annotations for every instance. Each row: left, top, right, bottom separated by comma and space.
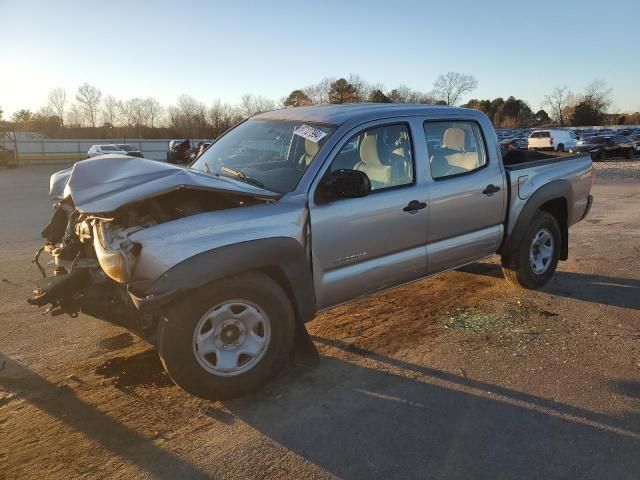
1, 0, 639, 117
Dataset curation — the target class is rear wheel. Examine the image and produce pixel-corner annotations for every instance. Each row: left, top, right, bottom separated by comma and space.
502, 211, 560, 290
626, 147, 634, 159
158, 272, 295, 400
557, 144, 564, 152
599, 149, 607, 162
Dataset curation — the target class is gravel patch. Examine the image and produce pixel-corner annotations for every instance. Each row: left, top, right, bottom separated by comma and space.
593, 158, 640, 180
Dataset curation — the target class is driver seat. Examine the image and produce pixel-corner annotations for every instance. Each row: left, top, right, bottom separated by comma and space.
299, 139, 319, 167
354, 134, 392, 187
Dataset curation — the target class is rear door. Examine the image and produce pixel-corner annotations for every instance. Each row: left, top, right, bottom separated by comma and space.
309, 120, 429, 309
423, 119, 506, 273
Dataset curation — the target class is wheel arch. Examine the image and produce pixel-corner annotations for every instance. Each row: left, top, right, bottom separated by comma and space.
499, 180, 572, 265
135, 237, 316, 324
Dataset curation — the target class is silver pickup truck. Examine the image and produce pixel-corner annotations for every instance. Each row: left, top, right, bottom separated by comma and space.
29, 104, 593, 399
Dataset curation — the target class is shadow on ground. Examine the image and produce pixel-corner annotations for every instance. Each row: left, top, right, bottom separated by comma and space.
3, 339, 640, 479
457, 263, 640, 310
0, 353, 210, 479
224, 338, 640, 479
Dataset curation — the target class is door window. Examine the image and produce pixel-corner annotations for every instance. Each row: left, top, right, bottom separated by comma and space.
329, 124, 414, 191
424, 121, 487, 180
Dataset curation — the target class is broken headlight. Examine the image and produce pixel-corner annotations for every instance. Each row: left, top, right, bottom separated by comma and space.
93, 223, 140, 283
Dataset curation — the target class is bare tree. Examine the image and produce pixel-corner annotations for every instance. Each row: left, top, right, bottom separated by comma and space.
304, 77, 335, 105
169, 95, 209, 136
543, 86, 574, 126
583, 80, 612, 113
239, 94, 275, 117
120, 98, 149, 127
75, 83, 102, 127
65, 103, 83, 127
432, 72, 478, 106
347, 74, 375, 103
208, 100, 241, 136
48, 88, 67, 126
101, 95, 121, 126
143, 97, 163, 128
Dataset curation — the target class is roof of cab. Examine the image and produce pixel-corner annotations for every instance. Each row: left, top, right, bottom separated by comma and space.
254, 103, 482, 126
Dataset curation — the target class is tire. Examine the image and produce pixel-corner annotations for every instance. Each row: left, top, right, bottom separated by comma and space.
626, 148, 634, 160
158, 272, 296, 400
502, 211, 561, 290
599, 149, 606, 162
557, 144, 564, 152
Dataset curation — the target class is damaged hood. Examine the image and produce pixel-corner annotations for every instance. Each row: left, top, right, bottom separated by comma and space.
51, 155, 278, 213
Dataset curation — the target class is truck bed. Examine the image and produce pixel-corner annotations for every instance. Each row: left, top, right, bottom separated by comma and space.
502, 150, 593, 236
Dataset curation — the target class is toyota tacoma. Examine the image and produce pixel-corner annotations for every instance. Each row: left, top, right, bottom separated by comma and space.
28, 104, 594, 399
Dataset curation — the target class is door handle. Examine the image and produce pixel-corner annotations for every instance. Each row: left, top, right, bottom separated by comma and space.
482, 184, 501, 195
403, 200, 427, 212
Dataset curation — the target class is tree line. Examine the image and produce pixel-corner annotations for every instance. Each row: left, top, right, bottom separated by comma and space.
1, 74, 637, 140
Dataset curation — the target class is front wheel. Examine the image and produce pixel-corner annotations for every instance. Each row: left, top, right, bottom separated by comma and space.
502, 211, 561, 290
626, 148, 634, 159
158, 272, 295, 400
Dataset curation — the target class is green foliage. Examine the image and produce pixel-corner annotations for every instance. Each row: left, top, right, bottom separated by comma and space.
463, 96, 544, 128
368, 89, 391, 103
11, 109, 33, 122
284, 89, 312, 108
535, 110, 551, 124
572, 100, 603, 126
329, 78, 356, 104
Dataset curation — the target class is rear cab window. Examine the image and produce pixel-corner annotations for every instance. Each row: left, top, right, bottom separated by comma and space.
424, 121, 487, 180
530, 131, 551, 138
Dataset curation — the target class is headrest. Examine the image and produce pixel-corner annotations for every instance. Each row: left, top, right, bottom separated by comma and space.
359, 135, 381, 165
304, 139, 319, 156
442, 128, 466, 151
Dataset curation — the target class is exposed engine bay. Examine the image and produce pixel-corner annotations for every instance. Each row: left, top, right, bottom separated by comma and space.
28, 182, 271, 341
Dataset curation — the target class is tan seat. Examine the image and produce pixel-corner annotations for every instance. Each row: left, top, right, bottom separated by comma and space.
442, 127, 478, 171
299, 139, 319, 167
354, 135, 392, 187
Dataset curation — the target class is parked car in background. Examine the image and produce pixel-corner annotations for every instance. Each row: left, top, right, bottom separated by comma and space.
500, 138, 528, 150
190, 141, 212, 161
630, 134, 640, 153
573, 135, 635, 161
87, 144, 129, 158
167, 139, 192, 164
528, 129, 578, 152
115, 144, 144, 158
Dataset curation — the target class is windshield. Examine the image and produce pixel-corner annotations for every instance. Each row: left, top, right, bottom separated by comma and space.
116, 144, 134, 151
191, 119, 335, 193
100, 145, 118, 151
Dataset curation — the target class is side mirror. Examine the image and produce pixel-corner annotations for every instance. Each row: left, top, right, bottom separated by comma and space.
318, 169, 371, 201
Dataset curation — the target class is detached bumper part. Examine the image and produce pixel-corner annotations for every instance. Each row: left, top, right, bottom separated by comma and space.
27, 269, 90, 316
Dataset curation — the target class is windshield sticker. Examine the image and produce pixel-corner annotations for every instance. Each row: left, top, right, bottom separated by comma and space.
293, 124, 327, 143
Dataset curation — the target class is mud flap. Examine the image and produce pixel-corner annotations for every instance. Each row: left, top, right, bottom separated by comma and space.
289, 322, 319, 368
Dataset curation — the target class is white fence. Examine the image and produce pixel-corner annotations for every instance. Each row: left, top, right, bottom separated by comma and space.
0, 138, 212, 163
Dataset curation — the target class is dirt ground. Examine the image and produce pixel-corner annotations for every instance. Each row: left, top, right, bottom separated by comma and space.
1, 162, 639, 479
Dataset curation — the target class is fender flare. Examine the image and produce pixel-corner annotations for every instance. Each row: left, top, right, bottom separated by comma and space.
499, 180, 572, 264
133, 237, 316, 323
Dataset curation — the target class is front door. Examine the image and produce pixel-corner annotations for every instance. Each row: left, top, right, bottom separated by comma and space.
309, 121, 428, 310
